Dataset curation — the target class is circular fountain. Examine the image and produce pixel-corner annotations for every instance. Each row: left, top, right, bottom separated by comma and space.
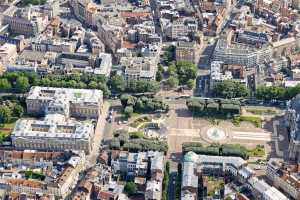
206, 127, 226, 141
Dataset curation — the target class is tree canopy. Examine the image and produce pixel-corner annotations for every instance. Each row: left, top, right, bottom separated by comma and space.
213, 80, 249, 99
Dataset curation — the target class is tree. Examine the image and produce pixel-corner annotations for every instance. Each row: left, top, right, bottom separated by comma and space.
13, 104, 24, 118
167, 64, 177, 76
97, 83, 111, 98
124, 106, 133, 118
145, 81, 160, 93
124, 182, 137, 196
110, 75, 126, 92
175, 61, 197, 85
76, 82, 87, 89
0, 105, 12, 124
256, 86, 285, 101
40, 78, 51, 87
213, 80, 249, 99
88, 81, 98, 89
0, 78, 11, 91
15, 76, 30, 93
187, 79, 195, 89
162, 45, 175, 65
166, 77, 179, 88
156, 71, 163, 82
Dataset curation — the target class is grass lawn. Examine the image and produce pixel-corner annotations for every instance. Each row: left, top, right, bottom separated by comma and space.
246, 108, 277, 115
206, 176, 224, 196
247, 145, 265, 157
232, 116, 262, 128
129, 131, 144, 139
129, 116, 151, 128
1, 122, 16, 129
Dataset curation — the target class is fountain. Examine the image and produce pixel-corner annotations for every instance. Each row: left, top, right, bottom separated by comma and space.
206, 127, 226, 141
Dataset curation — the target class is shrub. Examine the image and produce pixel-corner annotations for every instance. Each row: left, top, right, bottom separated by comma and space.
129, 131, 144, 139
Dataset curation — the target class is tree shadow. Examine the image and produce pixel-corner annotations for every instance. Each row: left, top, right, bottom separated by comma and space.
174, 108, 192, 117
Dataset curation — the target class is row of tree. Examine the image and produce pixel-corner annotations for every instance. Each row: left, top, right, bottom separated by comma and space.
186, 98, 241, 117
0, 72, 161, 97
182, 143, 249, 160
110, 75, 160, 93
110, 137, 168, 153
255, 84, 300, 101
212, 80, 249, 99
120, 94, 169, 117
162, 162, 170, 200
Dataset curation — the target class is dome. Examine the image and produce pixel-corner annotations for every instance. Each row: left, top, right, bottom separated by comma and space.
184, 151, 197, 162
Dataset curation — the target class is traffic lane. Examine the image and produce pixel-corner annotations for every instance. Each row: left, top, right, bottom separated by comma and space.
168, 172, 177, 200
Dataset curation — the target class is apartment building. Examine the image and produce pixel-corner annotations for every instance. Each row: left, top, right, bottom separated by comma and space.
0, 150, 85, 199
0, 43, 17, 66
112, 151, 164, 177
249, 177, 289, 200
112, 151, 164, 200
3, 8, 48, 36
181, 152, 254, 199
165, 17, 198, 40
121, 56, 157, 81
26, 86, 103, 119
97, 23, 123, 54
286, 94, 300, 162
175, 41, 197, 64
31, 37, 77, 53
266, 158, 300, 200
213, 39, 272, 67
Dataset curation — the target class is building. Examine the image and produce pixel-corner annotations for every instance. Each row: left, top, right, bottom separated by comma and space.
11, 114, 95, 153
112, 151, 164, 199
0, 35, 26, 52
26, 86, 103, 119
112, 151, 164, 178
272, 37, 297, 57
209, 61, 255, 90
3, 8, 48, 36
181, 152, 254, 199
286, 94, 300, 162
0, 150, 85, 199
121, 57, 157, 81
97, 23, 123, 54
0, 43, 17, 66
31, 37, 77, 53
213, 39, 272, 67
249, 177, 289, 200
175, 41, 197, 64
93, 53, 112, 77
165, 17, 198, 40
266, 158, 300, 199
145, 180, 162, 200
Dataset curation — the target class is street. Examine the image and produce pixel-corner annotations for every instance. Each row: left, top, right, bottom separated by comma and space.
86, 101, 110, 168
168, 172, 177, 200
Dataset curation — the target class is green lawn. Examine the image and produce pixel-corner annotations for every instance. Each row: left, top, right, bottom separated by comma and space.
129, 116, 151, 128
232, 116, 262, 128
129, 131, 144, 139
246, 108, 277, 115
206, 177, 224, 196
1, 122, 16, 129
248, 145, 265, 157
25, 170, 46, 181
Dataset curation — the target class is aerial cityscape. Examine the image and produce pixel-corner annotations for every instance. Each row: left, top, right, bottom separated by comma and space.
0, 0, 300, 199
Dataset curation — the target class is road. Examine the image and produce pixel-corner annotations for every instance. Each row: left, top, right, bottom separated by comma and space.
168, 172, 177, 200
86, 101, 110, 168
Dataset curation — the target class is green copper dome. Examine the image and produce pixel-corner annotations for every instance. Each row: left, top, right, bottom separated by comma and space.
184, 151, 197, 162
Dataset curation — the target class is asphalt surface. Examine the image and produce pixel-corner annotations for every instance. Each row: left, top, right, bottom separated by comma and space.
168, 172, 177, 200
